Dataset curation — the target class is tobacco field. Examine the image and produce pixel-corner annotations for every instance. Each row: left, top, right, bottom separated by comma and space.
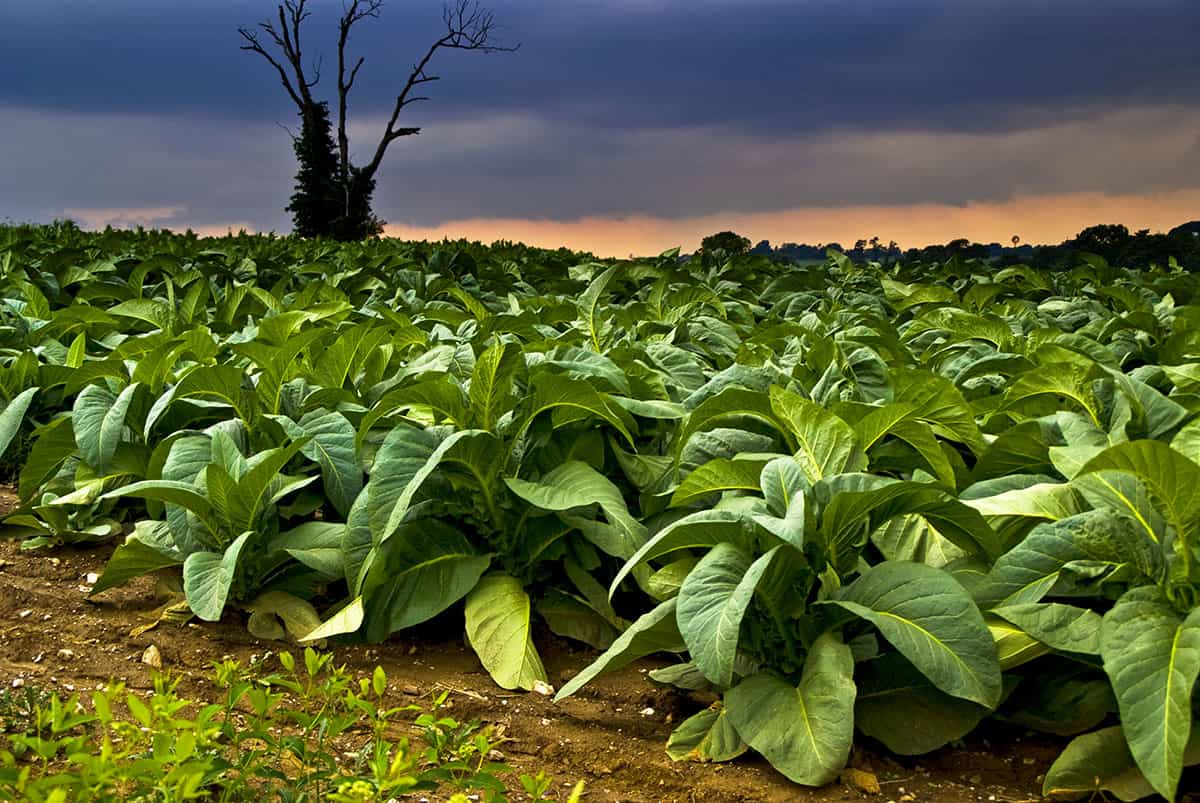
1, 222, 1199, 801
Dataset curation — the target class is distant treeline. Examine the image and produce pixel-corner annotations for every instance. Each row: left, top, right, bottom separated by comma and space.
740, 221, 1200, 271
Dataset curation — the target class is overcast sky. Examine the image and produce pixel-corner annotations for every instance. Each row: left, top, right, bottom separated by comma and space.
4, 0, 1199, 254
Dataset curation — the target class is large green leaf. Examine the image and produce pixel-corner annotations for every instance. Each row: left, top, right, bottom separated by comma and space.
820, 479, 1000, 564
887, 420, 958, 488
608, 509, 756, 596
267, 521, 346, 579
669, 457, 765, 508
536, 591, 621, 650
991, 602, 1102, 656
512, 374, 636, 447
225, 437, 311, 534
577, 264, 619, 351
464, 573, 548, 691
294, 409, 362, 517
555, 598, 686, 700
1072, 471, 1166, 548
1043, 726, 1200, 802
870, 513, 967, 569
1004, 361, 1104, 428
681, 426, 776, 471
173, 364, 253, 423
893, 370, 986, 455
1099, 587, 1200, 801
73, 382, 138, 472
363, 378, 470, 431
158, 435, 216, 551
543, 345, 631, 395
962, 481, 1084, 522
301, 596, 366, 643
367, 425, 451, 540
362, 520, 492, 640
768, 386, 863, 482
342, 489, 373, 593
828, 561, 1001, 707
676, 543, 777, 687
854, 652, 989, 755
0, 387, 37, 462
101, 479, 218, 534
675, 387, 782, 461
308, 322, 390, 392
18, 416, 76, 502
469, 339, 521, 430
92, 526, 184, 595
1109, 369, 1190, 441
505, 461, 645, 557
109, 297, 175, 333
665, 705, 748, 763
759, 456, 808, 516
369, 426, 504, 545
183, 531, 252, 621
724, 632, 856, 785
976, 510, 1138, 609
1078, 441, 1200, 584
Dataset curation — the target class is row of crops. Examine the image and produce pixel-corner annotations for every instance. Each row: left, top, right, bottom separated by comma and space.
1, 223, 1198, 800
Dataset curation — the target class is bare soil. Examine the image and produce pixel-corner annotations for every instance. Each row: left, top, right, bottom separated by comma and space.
0, 487, 1066, 803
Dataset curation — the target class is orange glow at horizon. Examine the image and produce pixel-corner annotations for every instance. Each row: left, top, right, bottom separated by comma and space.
383, 190, 1200, 257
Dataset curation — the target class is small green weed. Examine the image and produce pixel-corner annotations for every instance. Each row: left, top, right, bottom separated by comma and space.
0, 648, 582, 802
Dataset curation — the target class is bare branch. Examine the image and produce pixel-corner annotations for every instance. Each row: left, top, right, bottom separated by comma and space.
309, 53, 323, 88
238, 1, 320, 110
337, 0, 386, 198
441, 0, 520, 54
345, 56, 365, 92
238, 27, 304, 108
275, 121, 299, 142
361, 0, 518, 180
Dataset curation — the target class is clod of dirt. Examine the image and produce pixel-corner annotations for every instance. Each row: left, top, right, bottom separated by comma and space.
141, 644, 163, 668
841, 767, 881, 794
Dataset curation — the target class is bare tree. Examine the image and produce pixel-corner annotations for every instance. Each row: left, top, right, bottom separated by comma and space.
239, 0, 517, 240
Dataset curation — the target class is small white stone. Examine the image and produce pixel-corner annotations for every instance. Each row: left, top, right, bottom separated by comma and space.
531, 679, 555, 696
141, 644, 163, 668
85, 573, 99, 584
639, 707, 655, 717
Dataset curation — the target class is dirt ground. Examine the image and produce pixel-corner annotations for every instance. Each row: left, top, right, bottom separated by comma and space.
0, 488, 1068, 803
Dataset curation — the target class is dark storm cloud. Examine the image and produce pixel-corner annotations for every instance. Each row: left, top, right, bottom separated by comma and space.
4, 0, 1200, 234
4, 0, 1200, 136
